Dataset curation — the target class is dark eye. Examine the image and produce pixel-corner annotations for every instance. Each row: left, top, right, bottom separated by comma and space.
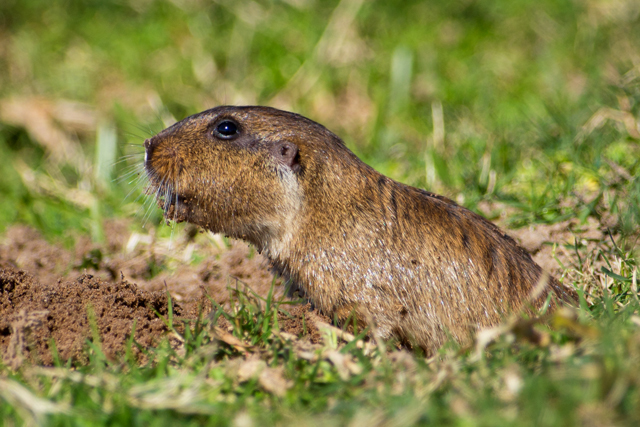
214, 120, 238, 139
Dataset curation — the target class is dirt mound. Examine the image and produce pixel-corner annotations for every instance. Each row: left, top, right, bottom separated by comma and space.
0, 222, 284, 304
0, 266, 176, 366
0, 265, 330, 368
0, 224, 329, 367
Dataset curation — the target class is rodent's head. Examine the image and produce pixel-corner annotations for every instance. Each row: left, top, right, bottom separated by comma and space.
144, 105, 354, 251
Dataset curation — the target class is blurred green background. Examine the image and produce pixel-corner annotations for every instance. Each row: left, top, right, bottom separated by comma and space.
0, 0, 639, 241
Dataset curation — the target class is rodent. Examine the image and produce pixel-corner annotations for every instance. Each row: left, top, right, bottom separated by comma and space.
143, 105, 576, 353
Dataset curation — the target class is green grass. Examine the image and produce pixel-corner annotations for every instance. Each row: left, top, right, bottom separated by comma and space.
3, 279, 640, 426
1, 0, 640, 425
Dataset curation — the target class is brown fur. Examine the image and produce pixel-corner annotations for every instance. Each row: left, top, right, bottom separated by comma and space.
144, 106, 576, 353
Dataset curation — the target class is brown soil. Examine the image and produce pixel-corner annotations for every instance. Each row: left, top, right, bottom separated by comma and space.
0, 221, 323, 368
1, 267, 173, 367
0, 221, 281, 304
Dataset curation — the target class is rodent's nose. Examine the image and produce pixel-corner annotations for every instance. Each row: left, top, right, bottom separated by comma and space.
143, 138, 154, 166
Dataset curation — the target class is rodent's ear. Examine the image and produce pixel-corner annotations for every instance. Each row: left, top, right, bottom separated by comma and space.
270, 141, 300, 173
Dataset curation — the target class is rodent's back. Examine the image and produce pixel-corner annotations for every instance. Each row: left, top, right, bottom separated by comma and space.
281, 166, 568, 349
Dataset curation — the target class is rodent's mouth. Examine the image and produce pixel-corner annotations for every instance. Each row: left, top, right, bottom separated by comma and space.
144, 152, 199, 225
160, 192, 190, 223
147, 184, 192, 224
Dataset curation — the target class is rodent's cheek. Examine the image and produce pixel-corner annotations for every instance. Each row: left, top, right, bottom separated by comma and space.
145, 143, 193, 182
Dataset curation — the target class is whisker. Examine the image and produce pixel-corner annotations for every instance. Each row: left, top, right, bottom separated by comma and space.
119, 160, 144, 173
129, 170, 147, 187
141, 191, 158, 229
121, 121, 160, 139
168, 181, 180, 249
121, 173, 147, 203
114, 172, 147, 196
116, 153, 144, 162
114, 163, 144, 179
122, 143, 145, 150
163, 184, 171, 215
140, 175, 166, 228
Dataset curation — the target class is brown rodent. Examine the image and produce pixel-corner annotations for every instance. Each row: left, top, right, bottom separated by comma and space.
143, 105, 576, 353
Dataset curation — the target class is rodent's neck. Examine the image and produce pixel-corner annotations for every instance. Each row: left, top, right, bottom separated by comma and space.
261, 162, 386, 289
254, 170, 305, 260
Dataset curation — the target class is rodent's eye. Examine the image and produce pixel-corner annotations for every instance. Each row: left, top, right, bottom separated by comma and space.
214, 120, 238, 139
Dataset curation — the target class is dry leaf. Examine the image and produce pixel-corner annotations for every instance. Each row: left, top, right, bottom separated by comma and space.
258, 367, 291, 397
237, 358, 266, 382
211, 326, 251, 353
